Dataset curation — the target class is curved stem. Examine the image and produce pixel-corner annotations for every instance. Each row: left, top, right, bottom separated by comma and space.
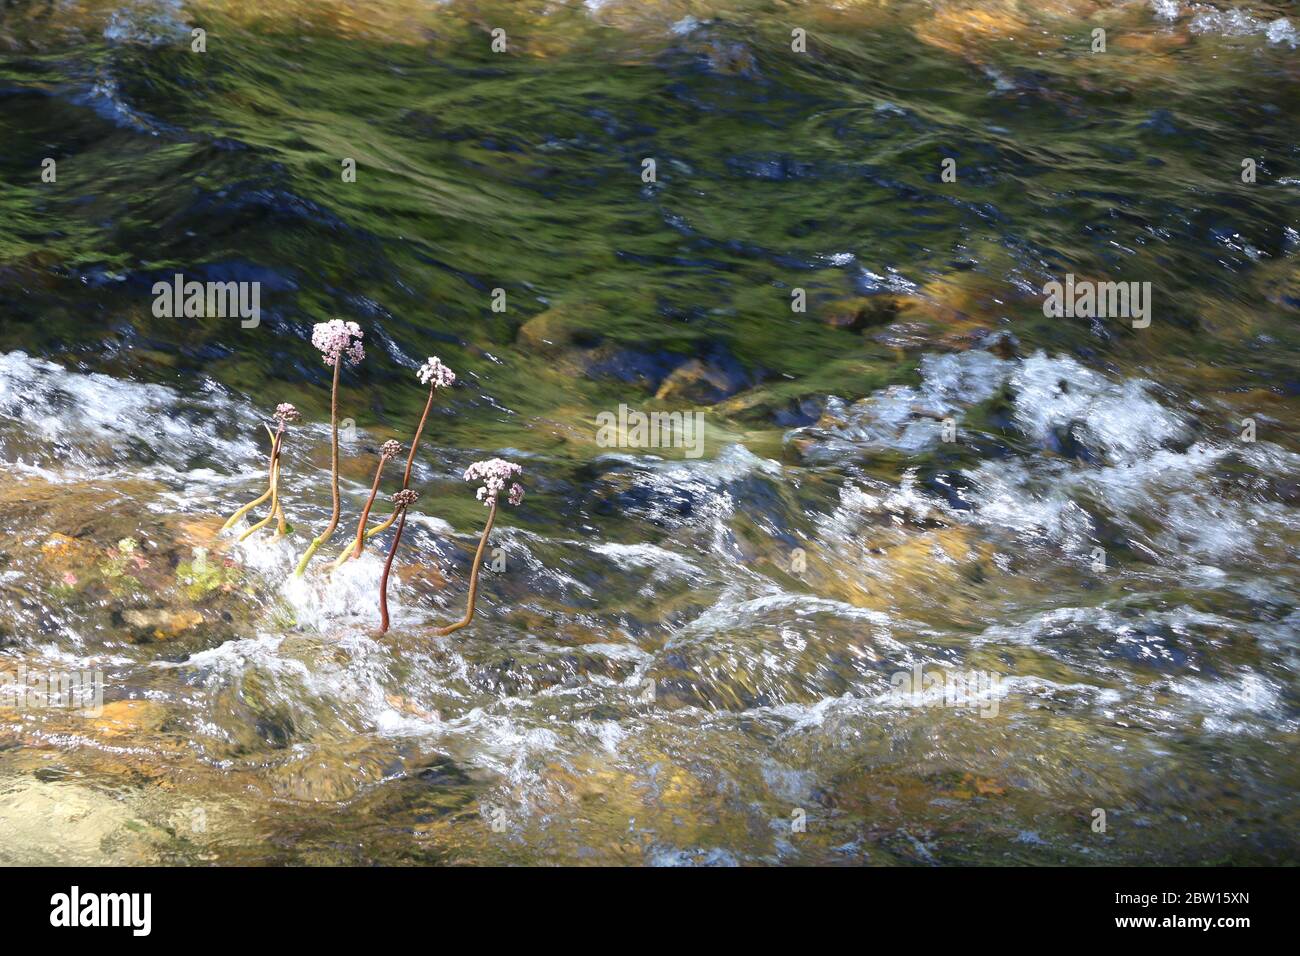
333, 454, 389, 570
434, 500, 496, 637
378, 508, 408, 635
365, 385, 434, 544
221, 484, 272, 533
294, 361, 343, 577
365, 510, 397, 540
238, 455, 280, 542
269, 428, 287, 537
221, 425, 283, 532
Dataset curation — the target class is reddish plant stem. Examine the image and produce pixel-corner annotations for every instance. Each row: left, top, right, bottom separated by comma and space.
328, 359, 341, 522
401, 385, 435, 489
378, 507, 409, 635
365, 385, 436, 543
344, 453, 390, 562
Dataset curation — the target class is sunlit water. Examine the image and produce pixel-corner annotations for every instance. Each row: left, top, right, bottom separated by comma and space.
1, 0, 1297, 864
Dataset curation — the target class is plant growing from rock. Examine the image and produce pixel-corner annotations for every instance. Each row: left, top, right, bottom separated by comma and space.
363, 357, 455, 549
330, 439, 402, 571
221, 403, 299, 539
99, 536, 147, 598
378, 488, 420, 634
176, 552, 240, 601
432, 458, 523, 637
294, 321, 365, 576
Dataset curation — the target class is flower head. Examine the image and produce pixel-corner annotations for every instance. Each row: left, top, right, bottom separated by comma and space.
312, 320, 365, 367
417, 356, 455, 389
274, 403, 301, 425
463, 458, 523, 506
381, 439, 402, 459
392, 489, 420, 510
508, 483, 525, 507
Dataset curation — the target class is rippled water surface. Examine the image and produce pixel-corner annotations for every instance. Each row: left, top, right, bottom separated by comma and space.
1, 0, 1298, 864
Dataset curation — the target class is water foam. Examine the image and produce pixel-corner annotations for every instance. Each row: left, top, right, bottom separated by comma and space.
0, 350, 258, 475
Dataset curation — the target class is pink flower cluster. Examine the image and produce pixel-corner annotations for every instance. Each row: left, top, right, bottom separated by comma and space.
464, 458, 524, 507
274, 403, 301, 424
312, 320, 365, 367
392, 489, 420, 509
417, 356, 455, 389
381, 439, 402, 458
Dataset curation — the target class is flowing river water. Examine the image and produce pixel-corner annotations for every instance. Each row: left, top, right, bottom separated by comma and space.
1, 0, 1298, 864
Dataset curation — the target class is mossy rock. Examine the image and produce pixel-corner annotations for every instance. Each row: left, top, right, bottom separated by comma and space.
516, 303, 607, 354
818, 296, 902, 332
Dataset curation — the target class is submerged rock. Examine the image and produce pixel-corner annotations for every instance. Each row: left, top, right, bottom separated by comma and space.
90, 699, 170, 738
516, 306, 757, 404
0, 469, 262, 650
120, 608, 205, 642
0, 774, 171, 865
654, 346, 755, 404
516, 305, 606, 354
817, 296, 901, 332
